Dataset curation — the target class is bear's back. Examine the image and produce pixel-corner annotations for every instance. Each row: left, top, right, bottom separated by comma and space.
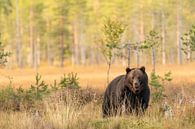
104, 75, 125, 96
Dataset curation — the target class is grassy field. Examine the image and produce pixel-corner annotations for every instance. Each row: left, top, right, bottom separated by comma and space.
0, 63, 195, 89
0, 63, 195, 129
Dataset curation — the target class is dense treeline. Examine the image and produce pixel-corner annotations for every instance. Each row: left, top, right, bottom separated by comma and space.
0, 0, 195, 68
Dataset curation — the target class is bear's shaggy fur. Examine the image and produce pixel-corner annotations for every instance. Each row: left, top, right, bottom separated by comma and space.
102, 66, 150, 117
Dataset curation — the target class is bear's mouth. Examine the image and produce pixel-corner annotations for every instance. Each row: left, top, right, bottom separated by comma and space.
134, 89, 140, 94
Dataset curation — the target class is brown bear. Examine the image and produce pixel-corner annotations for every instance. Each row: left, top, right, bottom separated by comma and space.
102, 66, 150, 117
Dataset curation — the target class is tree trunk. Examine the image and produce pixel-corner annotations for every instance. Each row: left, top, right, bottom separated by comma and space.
29, 4, 35, 68
151, 12, 156, 70
187, 45, 191, 62
16, 0, 22, 68
107, 62, 111, 84
176, 0, 182, 64
138, 3, 144, 66
34, 33, 38, 70
36, 36, 40, 69
95, 49, 101, 64
47, 41, 53, 65
170, 48, 174, 64
72, 21, 79, 65
132, 15, 139, 66
60, 34, 65, 67
90, 46, 95, 64
161, 10, 166, 65
46, 19, 53, 66
60, 16, 65, 67
79, 19, 86, 65
80, 44, 86, 65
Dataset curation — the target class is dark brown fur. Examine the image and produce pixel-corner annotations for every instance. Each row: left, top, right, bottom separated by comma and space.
102, 66, 150, 117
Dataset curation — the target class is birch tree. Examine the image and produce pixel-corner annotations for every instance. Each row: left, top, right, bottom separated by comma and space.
181, 25, 195, 62
176, 0, 183, 64
100, 18, 125, 83
141, 30, 160, 73
15, 0, 22, 67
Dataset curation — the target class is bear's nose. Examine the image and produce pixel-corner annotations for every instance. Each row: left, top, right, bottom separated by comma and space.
134, 82, 139, 88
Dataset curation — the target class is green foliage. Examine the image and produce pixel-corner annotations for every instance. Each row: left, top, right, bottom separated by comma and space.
59, 72, 80, 89
150, 71, 172, 103
181, 25, 195, 56
100, 18, 125, 83
140, 30, 161, 49
0, 0, 195, 66
32, 3, 46, 36
100, 18, 125, 63
0, 86, 14, 103
0, 77, 21, 110
1, 0, 195, 66
26, 73, 49, 101
0, 72, 80, 111
0, 0, 12, 15
0, 33, 11, 66
0, 74, 49, 110
162, 71, 172, 82
50, 80, 58, 91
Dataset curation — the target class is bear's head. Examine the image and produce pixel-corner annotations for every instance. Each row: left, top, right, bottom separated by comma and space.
125, 66, 148, 94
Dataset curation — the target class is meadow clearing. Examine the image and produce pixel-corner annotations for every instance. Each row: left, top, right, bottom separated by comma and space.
0, 63, 195, 129
0, 63, 195, 90
1, 0, 195, 128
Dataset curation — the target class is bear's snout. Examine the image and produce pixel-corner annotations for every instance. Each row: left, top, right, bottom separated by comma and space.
133, 79, 141, 94
133, 80, 140, 88
134, 82, 139, 88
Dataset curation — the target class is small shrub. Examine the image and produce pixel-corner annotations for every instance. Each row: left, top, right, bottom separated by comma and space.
59, 72, 79, 89
150, 71, 172, 103
26, 73, 50, 101
50, 80, 58, 91
0, 34, 11, 66
0, 86, 17, 110
0, 72, 80, 111
0, 77, 20, 110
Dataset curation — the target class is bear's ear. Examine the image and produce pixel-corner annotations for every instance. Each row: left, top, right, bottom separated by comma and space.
126, 67, 131, 74
140, 66, 145, 73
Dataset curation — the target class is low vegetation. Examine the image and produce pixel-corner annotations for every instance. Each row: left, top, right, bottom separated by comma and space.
0, 72, 194, 129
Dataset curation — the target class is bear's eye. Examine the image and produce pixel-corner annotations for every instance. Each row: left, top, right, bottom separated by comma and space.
140, 81, 143, 85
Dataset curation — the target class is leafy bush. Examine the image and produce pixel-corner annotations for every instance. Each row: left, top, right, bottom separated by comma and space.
26, 73, 49, 101
0, 72, 80, 111
150, 71, 172, 103
0, 74, 49, 110
181, 25, 195, 61
0, 86, 18, 110
99, 18, 125, 83
59, 72, 79, 89
0, 33, 11, 66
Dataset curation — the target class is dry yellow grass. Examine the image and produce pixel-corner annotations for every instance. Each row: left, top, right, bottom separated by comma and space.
0, 90, 194, 129
0, 63, 195, 90
0, 63, 195, 129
